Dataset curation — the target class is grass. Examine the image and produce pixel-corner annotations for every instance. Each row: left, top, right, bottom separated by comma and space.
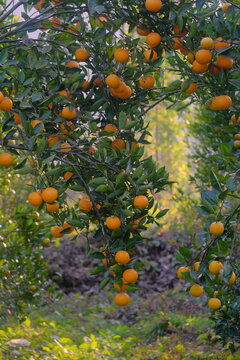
0, 290, 239, 360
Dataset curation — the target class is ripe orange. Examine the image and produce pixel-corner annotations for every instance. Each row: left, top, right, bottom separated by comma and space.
41, 187, 58, 203
209, 261, 224, 275
212, 95, 232, 110
136, 23, 151, 36
144, 49, 157, 62
93, 77, 102, 87
14, 112, 22, 125
208, 298, 221, 310
146, 32, 161, 47
89, 146, 95, 155
60, 106, 76, 119
62, 222, 74, 234
48, 134, 60, 147
208, 62, 221, 75
173, 24, 187, 36
104, 124, 118, 133
81, 80, 89, 90
31, 120, 44, 133
117, 86, 132, 99
51, 226, 64, 238
130, 217, 143, 230
145, 0, 162, 12
214, 37, 230, 50
60, 121, 74, 135
133, 195, 148, 209
222, 3, 231, 13
234, 140, 240, 148
177, 266, 190, 279
114, 293, 130, 306
228, 272, 236, 285
112, 138, 126, 150
113, 282, 128, 291
192, 60, 208, 73
64, 171, 74, 180
209, 221, 224, 236
181, 81, 197, 94
114, 49, 130, 63
47, 203, 60, 212
75, 48, 89, 61
195, 49, 212, 64
234, 134, 240, 140
200, 37, 214, 49
194, 262, 200, 271
190, 284, 203, 297
186, 52, 194, 64
59, 90, 72, 100
28, 192, 43, 207
123, 269, 138, 283
67, 60, 79, 69
115, 250, 130, 265
231, 115, 240, 124
0, 153, 14, 167
0, 91, 3, 103
0, 97, 13, 111
139, 75, 155, 89
60, 142, 71, 152
106, 216, 121, 230
216, 55, 233, 69
79, 197, 92, 212
106, 74, 121, 88
172, 37, 183, 50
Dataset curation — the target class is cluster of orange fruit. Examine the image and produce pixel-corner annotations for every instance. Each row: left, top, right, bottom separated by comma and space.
231, 114, 240, 148
177, 221, 236, 310
28, 187, 60, 212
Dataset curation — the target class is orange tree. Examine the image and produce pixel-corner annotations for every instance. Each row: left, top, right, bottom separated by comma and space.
0, 0, 239, 346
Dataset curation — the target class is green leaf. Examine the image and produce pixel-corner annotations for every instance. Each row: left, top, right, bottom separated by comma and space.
99, 277, 111, 290
179, 246, 191, 259
91, 266, 105, 275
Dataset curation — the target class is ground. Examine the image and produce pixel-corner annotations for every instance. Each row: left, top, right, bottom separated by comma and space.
0, 290, 239, 360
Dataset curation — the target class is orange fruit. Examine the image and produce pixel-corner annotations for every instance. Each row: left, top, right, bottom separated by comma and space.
123, 269, 138, 283
106, 216, 121, 230
195, 49, 212, 64
79, 198, 92, 212
114, 293, 130, 306
47, 203, 60, 212
115, 250, 130, 265
214, 37, 230, 50
0, 153, 14, 167
114, 49, 130, 63
181, 81, 197, 94
64, 171, 74, 180
231, 115, 240, 124
200, 37, 214, 49
139, 75, 155, 89
104, 124, 118, 133
29, 160, 35, 168
60, 106, 76, 119
93, 77, 102, 87
208, 298, 221, 310
133, 195, 148, 209
177, 266, 190, 279
114, 82, 127, 94
51, 226, 64, 238
222, 3, 231, 13
173, 24, 187, 36
81, 80, 89, 90
130, 217, 143, 229
89, 146, 95, 155
106, 74, 121, 88
212, 95, 232, 110
146, 32, 161, 47
145, 0, 162, 12
186, 52, 195, 64
190, 284, 203, 297
50, 17, 62, 27
172, 37, 183, 50
60, 142, 71, 152
0, 97, 13, 111
117, 86, 132, 99
113, 282, 128, 291
216, 55, 233, 69
14, 112, 22, 125
136, 23, 151, 36
112, 138, 126, 150
41, 187, 58, 203
28, 192, 43, 207
234, 140, 240, 148
144, 49, 157, 62
209, 62, 221, 75
67, 60, 79, 69
34, 0, 44, 10
48, 134, 60, 147
234, 134, 240, 140
209, 261, 224, 275
59, 90, 72, 100
109, 264, 117, 275
209, 221, 224, 236
75, 48, 89, 61
60, 121, 74, 135
228, 272, 236, 285
194, 262, 200, 271
0, 91, 4, 103
62, 222, 74, 234
31, 120, 44, 133
192, 60, 208, 73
